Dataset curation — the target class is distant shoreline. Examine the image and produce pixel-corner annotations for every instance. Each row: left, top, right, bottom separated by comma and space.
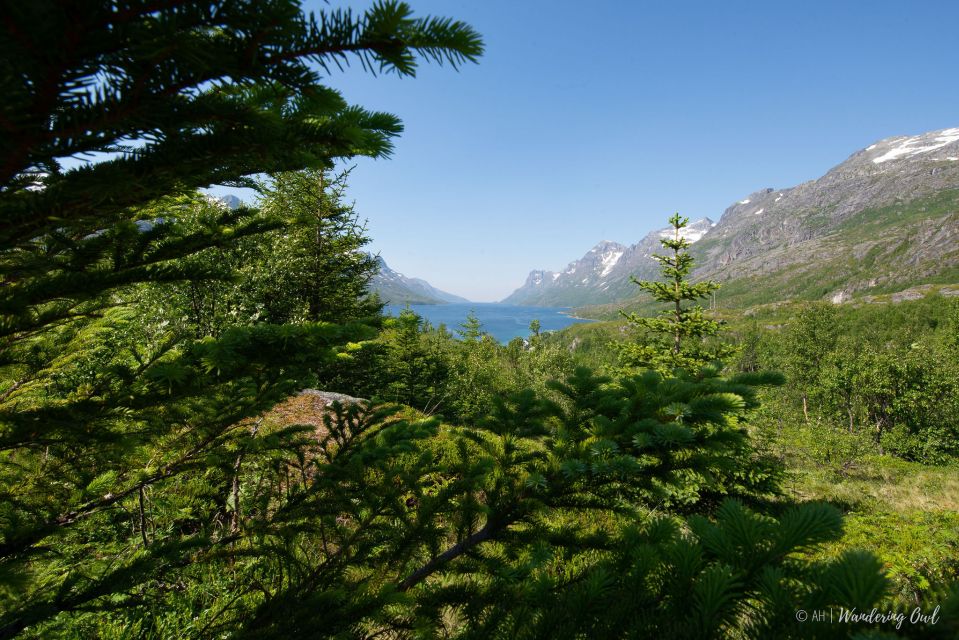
384, 303, 593, 343
558, 310, 597, 322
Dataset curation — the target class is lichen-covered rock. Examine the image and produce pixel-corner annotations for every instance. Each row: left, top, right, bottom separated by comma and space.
254, 390, 368, 435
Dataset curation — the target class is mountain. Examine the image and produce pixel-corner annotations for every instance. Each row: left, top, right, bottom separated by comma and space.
216, 194, 244, 209
197, 197, 467, 306
507, 126, 959, 311
687, 126, 959, 307
370, 256, 470, 305
502, 218, 714, 306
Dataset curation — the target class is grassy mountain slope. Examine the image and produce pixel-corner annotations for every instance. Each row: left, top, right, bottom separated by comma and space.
577, 129, 959, 318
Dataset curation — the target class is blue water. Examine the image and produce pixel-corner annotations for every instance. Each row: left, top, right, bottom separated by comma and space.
384, 303, 593, 344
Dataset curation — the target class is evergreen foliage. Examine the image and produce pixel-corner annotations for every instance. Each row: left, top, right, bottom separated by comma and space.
543, 292, 959, 608
620, 213, 736, 373
1, 2, 954, 637
457, 310, 484, 341
379, 309, 449, 410
169, 367, 851, 637
1, 0, 481, 326
256, 169, 381, 324
0, 1, 481, 635
478, 501, 893, 639
147, 169, 382, 337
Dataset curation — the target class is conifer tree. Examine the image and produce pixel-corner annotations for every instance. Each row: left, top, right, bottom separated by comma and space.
380, 308, 448, 409
620, 213, 735, 374
223, 366, 923, 638
457, 310, 485, 341
149, 169, 380, 337
2, 4, 953, 637
0, 2, 481, 634
257, 168, 381, 323
1, 0, 481, 329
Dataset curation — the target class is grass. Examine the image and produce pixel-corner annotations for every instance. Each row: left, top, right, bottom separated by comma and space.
554, 294, 959, 603
752, 405, 959, 602
835, 188, 959, 234
785, 448, 959, 600
784, 447, 959, 513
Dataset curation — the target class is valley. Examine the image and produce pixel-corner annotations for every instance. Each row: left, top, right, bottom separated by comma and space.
5, 3, 959, 637
500, 127, 959, 316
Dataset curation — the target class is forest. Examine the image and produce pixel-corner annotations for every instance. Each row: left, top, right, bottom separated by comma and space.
1, 2, 957, 638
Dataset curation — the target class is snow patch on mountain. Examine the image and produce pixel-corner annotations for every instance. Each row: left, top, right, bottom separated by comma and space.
872, 128, 959, 164
600, 250, 624, 276
503, 219, 713, 306
659, 221, 711, 243
683, 224, 711, 243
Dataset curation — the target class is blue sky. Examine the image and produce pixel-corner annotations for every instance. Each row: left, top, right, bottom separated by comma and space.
230, 0, 959, 301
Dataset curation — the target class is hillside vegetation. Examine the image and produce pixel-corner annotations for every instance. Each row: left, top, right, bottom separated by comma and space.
547, 292, 959, 601
509, 133, 959, 313
1, 3, 957, 639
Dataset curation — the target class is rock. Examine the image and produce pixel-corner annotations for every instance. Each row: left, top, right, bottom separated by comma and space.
254, 390, 369, 436
504, 126, 959, 310
891, 289, 925, 303
297, 389, 366, 405
696, 127, 959, 290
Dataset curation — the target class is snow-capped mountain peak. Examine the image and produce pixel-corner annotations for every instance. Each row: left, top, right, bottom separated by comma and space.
502, 219, 713, 306
869, 127, 959, 164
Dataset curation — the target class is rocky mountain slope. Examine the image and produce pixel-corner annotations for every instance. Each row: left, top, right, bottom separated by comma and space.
508, 126, 959, 311
370, 256, 469, 305
689, 126, 959, 307
214, 194, 244, 209
502, 218, 714, 306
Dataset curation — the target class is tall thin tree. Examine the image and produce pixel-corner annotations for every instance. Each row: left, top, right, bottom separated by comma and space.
620, 213, 734, 373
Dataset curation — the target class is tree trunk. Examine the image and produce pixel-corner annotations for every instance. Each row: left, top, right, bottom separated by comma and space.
229, 455, 243, 535
307, 171, 326, 321
138, 485, 150, 548
673, 228, 682, 355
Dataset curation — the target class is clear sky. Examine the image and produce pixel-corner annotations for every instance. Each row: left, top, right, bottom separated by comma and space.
219, 0, 959, 302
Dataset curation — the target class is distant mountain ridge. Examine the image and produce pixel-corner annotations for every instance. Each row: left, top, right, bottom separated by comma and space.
502, 218, 714, 306
202, 196, 466, 306
370, 256, 469, 305
505, 126, 959, 310
687, 126, 959, 307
